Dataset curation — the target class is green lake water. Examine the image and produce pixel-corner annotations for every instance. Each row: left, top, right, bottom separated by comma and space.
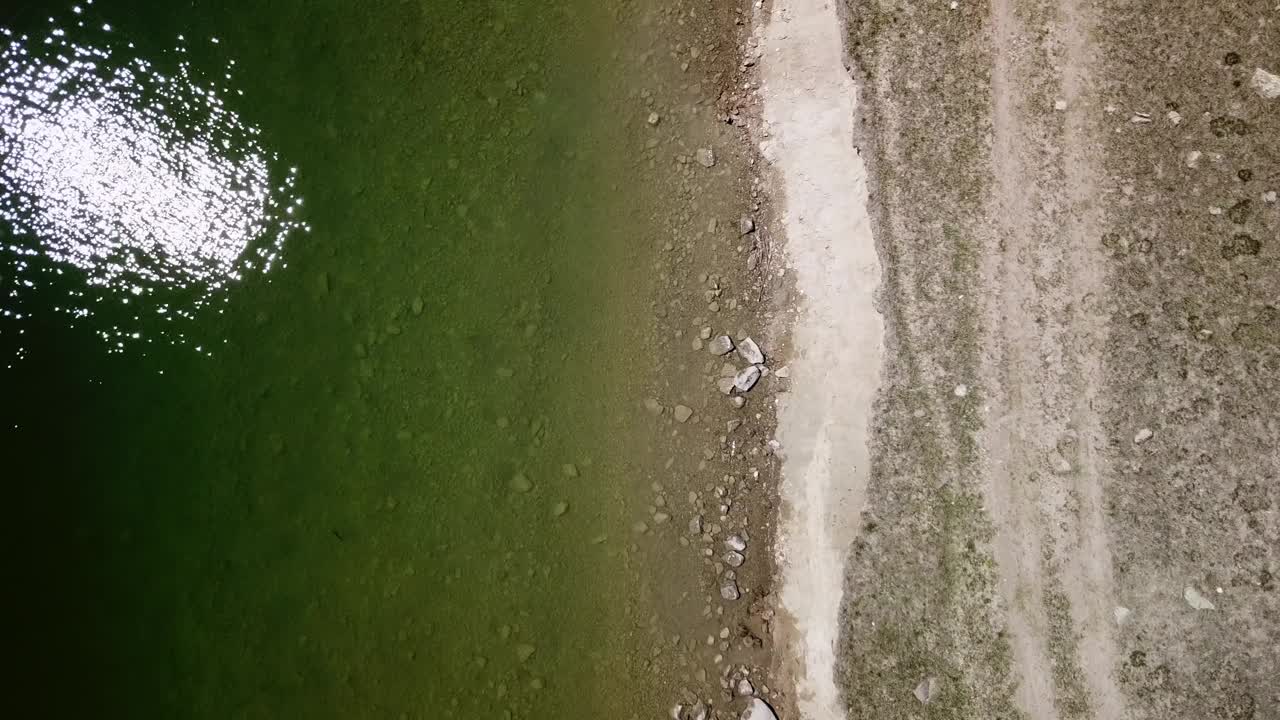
1, 1, 689, 717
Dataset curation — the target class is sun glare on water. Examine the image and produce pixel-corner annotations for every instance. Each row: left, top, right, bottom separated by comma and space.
0, 2, 308, 359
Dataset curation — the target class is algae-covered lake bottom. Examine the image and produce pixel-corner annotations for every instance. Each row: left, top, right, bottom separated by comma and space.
2, 0, 778, 718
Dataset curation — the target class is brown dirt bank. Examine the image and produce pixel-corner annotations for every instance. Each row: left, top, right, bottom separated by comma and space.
833, 0, 1279, 718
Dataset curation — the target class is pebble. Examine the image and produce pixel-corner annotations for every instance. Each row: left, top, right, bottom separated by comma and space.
736, 678, 755, 696
648, 111, 661, 125
1184, 586, 1216, 610
689, 515, 703, 535
654, 512, 671, 524
720, 579, 740, 601
1250, 67, 1280, 99
551, 501, 569, 517
708, 335, 735, 355
726, 419, 743, 433
913, 676, 939, 705
1113, 606, 1131, 625
738, 216, 755, 235
674, 405, 694, 423
734, 366, 762, 393
1134, 427, 1153, 444
731, 397, 746, 408
717, 377, 738, 395
700, 326, 713, 340
696, 147, 716, 167
737, 337, 765, 364
953, 384, 969, 398
724, 550, 745, 567
515, 643, 536, 662
562, 463, 579, 478
1264, 190, 1277, 203
510, 473, 533, 493
725, 534, 747, 552
645, 398, 664, 415
774, 366, 790, 378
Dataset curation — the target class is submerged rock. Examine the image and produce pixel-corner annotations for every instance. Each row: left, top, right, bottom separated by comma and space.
510, 473, 533, 493
913, 676, 939, 705
720, 578, 740, 601
737, 337, 765, 364
696, 147, 716, 167
674, 404, 694, 423
734, 365, 762, 392
708, 335, 735, 355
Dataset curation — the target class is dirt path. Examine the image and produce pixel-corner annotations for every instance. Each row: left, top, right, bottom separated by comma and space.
766, 0, 1280, 718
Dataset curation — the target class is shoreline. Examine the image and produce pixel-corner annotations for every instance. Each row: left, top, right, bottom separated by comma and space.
756, 0, 880, 718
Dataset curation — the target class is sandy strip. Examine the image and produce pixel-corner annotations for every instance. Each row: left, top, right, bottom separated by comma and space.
760, 0, 881, 718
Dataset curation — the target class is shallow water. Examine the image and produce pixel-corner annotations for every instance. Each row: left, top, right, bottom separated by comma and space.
2, 1, 691, 717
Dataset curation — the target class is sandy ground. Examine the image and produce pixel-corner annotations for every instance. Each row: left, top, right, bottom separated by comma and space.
768, 0, 1280, 718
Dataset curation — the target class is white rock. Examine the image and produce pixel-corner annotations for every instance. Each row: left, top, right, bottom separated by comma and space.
736, 678, 755, 696
734, 365, 762, 393
953, 384, 968, 397
696, 147, 716, 167
1250, 67, 1280, 99
737, 337, 765, 364
1134, 427, 1153, 444
725, 534, 747, 552
1264, 190, 1277, 203
1113, 606, 1131, 625
724, 550, 745, 567
741, 698, 778, 720
1184, 586, 1216, 610
708, 335, 735, 355
647, 112, 661, 126
913, 676, 939, 704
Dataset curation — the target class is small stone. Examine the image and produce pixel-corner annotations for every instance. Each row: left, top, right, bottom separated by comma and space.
737, 337, 765, 365
774, 366, 790, 378
726, 419, 743, 433
731, 397, 746, 408
1113, 606, 1131, 625
734, 366, 762, 393
720, 579, 740, 601
913, 676, 940, 705
953, 384, 969, 397
1167, 110, 1182, 125
411, 297, 424, 315
515, 643, 536, 662
551, 501, 569, 517
688, 515, 703, 535
647, 111, 661, 125
696, 147, 716, 167
717, 377, 738, 395
1134, 428, 1153, 444
562, 463, 579, 478
741, 698, 778, 720
1185, 150, 1202, 168
1053, 99, 1067, 110
645, 398, 664, 415
1048, 451, 1073, 474
1249, 67, 1280, 99
723, 550, 745, 567
674, 405, 694, 423
725, 534, 746, 552
653, 512, 671, 524
708, 335, 735, 355
510, 473, 533, 493
1264, 190, 1277, 203
736, 678, 755, 696
738, 216, 755, 235
1184, 586, 1216, 610
700, 326, 713, 340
